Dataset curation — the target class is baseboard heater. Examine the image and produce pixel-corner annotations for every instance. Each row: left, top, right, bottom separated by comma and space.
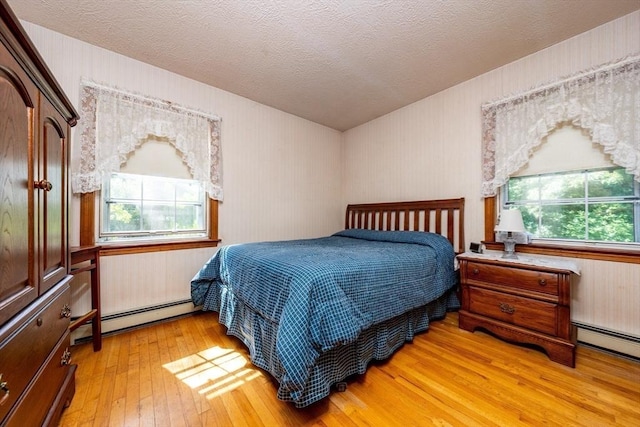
576, 322, 640, 360
70, 299, 197, 344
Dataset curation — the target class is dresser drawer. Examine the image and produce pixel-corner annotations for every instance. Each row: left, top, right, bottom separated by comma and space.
466, 261, 559, 296
0, 281, 70, 422
468, 287, 558, 335
5, 331, 73, 427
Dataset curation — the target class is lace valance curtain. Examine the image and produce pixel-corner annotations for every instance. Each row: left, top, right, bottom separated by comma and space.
481, 54, 640, 198
72, 81, 223, 200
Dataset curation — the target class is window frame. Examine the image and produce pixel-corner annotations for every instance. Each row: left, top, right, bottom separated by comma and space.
501, 167, 640, 245
80, 192, 220, 256
99, 172, 208, 242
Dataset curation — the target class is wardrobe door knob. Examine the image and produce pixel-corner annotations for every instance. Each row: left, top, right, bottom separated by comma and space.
35, 179, 53, 191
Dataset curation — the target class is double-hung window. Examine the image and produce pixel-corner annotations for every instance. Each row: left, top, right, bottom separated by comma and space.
97, 136, 209, 243
503, 167, 639, 244
497, 124, 640, 247
100, 172, 206, 242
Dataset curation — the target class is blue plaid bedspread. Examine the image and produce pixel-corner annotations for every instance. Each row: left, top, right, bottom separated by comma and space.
191, 229, 457, 402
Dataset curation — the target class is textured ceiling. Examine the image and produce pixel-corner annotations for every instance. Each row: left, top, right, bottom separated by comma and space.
10, 0, 640, 131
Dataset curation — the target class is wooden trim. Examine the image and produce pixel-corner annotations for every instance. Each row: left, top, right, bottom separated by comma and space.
345, 198, 465, 254
484, 196, 497, 242
98, 238, 220, 257
79, 192, 95, 246
208, 197, 218, 241
79, 192, 220, 256
484, 196, 639, 264
483, 241, 640, 264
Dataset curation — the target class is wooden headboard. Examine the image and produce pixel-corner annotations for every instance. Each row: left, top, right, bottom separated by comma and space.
345, 198, 465, 254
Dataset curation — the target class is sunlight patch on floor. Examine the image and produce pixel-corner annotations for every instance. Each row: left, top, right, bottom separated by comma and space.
163, 346, 262, 399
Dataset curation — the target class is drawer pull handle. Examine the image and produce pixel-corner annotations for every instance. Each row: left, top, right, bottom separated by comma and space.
61, 348, 72, 366
61, 304, 72, 318
472, 268, 479, 275
0, 374, 9, 406
538, 279, 547, 286
499, 302, 516, 314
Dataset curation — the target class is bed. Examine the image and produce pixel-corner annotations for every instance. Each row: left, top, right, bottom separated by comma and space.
191, 198, 465, 407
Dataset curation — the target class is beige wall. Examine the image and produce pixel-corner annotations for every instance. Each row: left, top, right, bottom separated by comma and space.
342, 11, 640, 339
22, 22, 343, 322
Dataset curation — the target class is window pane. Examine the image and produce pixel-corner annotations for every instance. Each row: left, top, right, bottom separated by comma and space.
540, 172, 584, 200
507, 176, 539, 201
110, 174, 142, 199
518, 205, 540, 236
176, 204, 201, 230
143, 176, 175, 201
539, 204, 585, 240
588, 202, 634, 242
143, 203, 175, 230
107, 203, 141, 231
588, 168, 635, 198
176, 181, 202, 202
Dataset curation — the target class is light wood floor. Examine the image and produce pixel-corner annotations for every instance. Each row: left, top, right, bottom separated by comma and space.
59, 312, 640, 427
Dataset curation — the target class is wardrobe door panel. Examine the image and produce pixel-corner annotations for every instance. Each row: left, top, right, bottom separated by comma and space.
38, 99, 68, 295
0, 51, 37, 324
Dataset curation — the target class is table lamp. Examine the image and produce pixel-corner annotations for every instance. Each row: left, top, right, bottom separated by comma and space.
494, 209, 526, 259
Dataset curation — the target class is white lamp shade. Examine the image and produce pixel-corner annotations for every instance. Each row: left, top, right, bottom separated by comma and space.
494, 209, 526, 233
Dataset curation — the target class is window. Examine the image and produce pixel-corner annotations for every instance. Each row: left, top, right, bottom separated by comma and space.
503, 167, 639, 244
480, 56, 640, 262
100, 172, 207, 242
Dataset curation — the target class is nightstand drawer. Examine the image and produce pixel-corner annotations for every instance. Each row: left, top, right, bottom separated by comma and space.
468, 287, 557, 335
466, 261, 559, 295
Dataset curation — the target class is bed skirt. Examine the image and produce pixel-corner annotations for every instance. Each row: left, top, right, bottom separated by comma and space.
201, 283, 459, 407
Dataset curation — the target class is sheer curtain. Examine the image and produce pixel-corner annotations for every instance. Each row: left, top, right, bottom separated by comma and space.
482, 54, 640, 198
72, 81, 223, 200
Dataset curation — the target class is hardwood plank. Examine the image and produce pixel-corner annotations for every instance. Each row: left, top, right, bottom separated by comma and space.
419, 327, 604, 425
91, 364, 118, 427
124, 365, 141, 426
199, 393, 234, 426
107, 396, 126, 427
77, 347, 110, 426
148, 341, 171, 426
59, 312, 640, 427
137, 396, 156, 427
160, 323, 189, 427
137, 332, 153, 401
238, 374, 283, 426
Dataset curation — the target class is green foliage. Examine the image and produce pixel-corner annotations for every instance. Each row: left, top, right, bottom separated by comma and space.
109, 203, 141, 231
104, 172, 205, 236
507, 167, 637, 243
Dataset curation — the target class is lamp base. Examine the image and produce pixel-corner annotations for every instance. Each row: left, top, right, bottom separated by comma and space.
502, 237, 518, 259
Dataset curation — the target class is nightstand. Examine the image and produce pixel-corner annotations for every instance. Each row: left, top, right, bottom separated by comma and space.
457, 252, 578, 367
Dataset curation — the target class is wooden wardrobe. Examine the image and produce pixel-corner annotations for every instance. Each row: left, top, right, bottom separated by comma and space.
0, 0, 79, 425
